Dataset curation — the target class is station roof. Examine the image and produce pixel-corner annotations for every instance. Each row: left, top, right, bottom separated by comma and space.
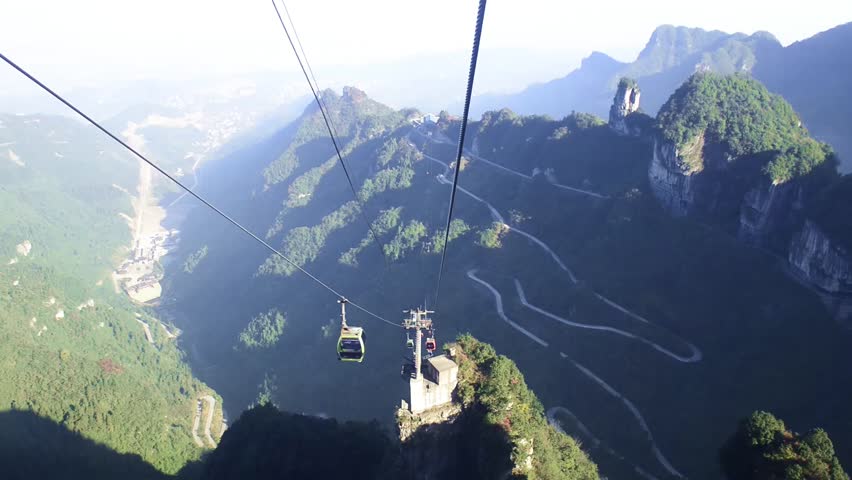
427, 354, 457, 372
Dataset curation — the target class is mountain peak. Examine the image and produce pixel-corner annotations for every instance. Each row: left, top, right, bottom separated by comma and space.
580, 51, 622, 70
342, 86, 369, 103
637, 25, 729, 66
750, 30, 780, 44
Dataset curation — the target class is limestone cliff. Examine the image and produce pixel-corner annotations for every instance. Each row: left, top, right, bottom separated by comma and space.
738, 181, 804, 248
646, 71, 852, 303
647, 134, 703, 216
608, 78, 641, 136
788, 220, 852, 294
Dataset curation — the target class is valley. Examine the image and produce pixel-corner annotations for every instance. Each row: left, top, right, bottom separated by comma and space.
3, 11, 851, 478
156, 81, 852, 479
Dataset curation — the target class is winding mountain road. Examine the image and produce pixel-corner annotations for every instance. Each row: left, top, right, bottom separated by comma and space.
424, 152, 579, 281
191, 395, 218, 448
467, 268, 683, 478
516, 280, 701, 363
191, 401, 203, 447
416, 134, 695, 478
466, 270, 548, 347
421, 148, 702, 359
414, 127, 608, 199
201, 395, 217, 447
136, 319, 154, 344
567, 357, 685, 479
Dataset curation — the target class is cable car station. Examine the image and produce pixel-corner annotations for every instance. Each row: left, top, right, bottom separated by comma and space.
402, 308, 458, 414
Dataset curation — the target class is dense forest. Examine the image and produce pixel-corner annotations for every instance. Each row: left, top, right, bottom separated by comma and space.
4, 18, 852, 477
0, 114, 219, 474
656, 73, 831, 183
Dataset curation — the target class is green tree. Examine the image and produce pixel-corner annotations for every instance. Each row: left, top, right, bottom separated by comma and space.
383, 220, 427, 261
431, 219, 471, 253
451, 335, 599, 480
238, 309, 286, 349
477, 222, 507, 249
720, 411, 849, 480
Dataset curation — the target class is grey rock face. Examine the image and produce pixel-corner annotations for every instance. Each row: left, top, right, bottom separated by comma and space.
648, 136, 696, 216
738, 181, 802, 246
609, 81, 641, 136
789, 220, 852, 294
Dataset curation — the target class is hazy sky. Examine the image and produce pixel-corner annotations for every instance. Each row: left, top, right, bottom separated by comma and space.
2, 0, 850, 91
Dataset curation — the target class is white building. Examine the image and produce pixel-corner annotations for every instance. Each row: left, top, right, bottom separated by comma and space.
409, 354, 458, 414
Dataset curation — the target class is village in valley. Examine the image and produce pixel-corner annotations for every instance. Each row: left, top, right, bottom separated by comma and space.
113, 228, 178, 303
111, 154, 181, 305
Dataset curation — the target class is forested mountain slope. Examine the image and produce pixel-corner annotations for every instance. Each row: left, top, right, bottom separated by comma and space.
164, 80, 852, 479
0, 113, 220, 474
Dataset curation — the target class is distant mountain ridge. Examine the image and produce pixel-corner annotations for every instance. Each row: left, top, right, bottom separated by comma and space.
753, 21, 852, 172
471, 25, 782, 119
471, 22, 852, 170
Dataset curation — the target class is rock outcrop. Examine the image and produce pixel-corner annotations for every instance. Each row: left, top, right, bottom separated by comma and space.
788, 220, 852, 294
609, 78, 641, 136
342, 86, 368, 104
15, 240, 32, 257
648, 135, 701, 216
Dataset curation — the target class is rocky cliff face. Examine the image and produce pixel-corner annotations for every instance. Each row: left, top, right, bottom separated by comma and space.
648, 135, 702, 216
342, 86, 368, 103
789, 220, 852, 294
609, 79, 641, 136
649, 136, 850, 296
738, 181, 803, 247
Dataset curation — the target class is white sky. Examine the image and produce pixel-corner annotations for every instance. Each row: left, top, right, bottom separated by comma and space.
1, 0, 851, 90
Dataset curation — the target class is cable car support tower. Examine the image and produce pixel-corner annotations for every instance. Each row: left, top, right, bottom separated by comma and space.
403, 308, 434, 379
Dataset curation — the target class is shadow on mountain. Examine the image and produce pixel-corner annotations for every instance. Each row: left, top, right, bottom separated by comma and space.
400, 407, 514, 480
197, 403, 399, 480
193, 403, 514, 480
0, 409, 168, 480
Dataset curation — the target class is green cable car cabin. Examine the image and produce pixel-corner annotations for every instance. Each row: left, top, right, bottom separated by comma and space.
337, 326, 365, 362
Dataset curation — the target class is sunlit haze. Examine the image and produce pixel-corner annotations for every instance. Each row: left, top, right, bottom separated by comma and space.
2, 0, 850, 93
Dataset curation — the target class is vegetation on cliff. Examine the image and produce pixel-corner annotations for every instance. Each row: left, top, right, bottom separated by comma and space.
720, 411, 848, 480
657, 73, 830, 183
262, 88, 405, 187
237, 308, 286, 349
452, 335, 599, 480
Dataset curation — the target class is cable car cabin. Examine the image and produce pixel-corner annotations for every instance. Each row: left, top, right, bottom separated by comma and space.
406, 336, 415, 349
337, 326, 365, 362
425, 337, 436, 354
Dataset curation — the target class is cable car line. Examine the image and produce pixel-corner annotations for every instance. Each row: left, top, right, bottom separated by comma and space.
279, 0, 340, 142
270, 0, 390, 264
0, 51, 400, 329
434, 0, 488, 309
